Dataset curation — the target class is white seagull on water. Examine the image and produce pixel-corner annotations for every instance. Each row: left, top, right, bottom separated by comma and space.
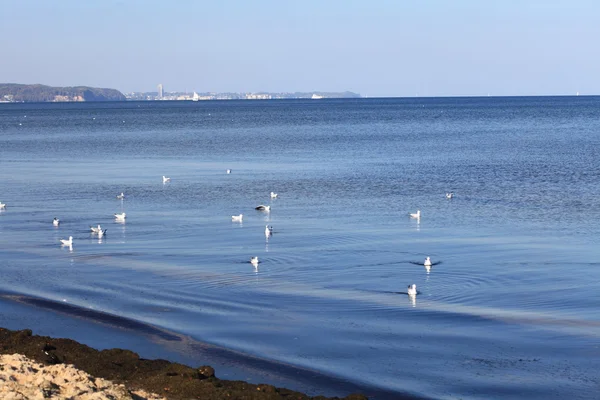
231, 214, 243, 222
0, 202, 6, 209
116, 192, 125, 200
270, 192, 278, 199
90, 224, 102, 233
60, 236, 73, 246
446, 192, 454, 199
250, 256, 259, 267
255, 205, 271, 212
410, 210, 421, 219
226, 169, 232, 174
162, 176, 171, 183
265, 225, 273, 238
407, 284, 417, 296
53, 218, 60, 226
114, 213, 126, 221
424, 257, 432, 267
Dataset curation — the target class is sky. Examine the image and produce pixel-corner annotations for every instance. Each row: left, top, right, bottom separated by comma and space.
1, 0, 598, 97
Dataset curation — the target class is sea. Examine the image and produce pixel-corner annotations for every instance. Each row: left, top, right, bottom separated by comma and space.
0, 97, 599, 399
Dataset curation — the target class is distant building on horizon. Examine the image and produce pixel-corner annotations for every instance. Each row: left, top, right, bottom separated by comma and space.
157, 84, 164, 99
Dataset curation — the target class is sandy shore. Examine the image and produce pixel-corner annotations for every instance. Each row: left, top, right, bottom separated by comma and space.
0, 328, 372, 400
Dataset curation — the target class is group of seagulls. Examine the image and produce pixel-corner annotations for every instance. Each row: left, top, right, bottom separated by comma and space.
245, 195, 277, 269
225, 169, 278, 269
57, 213, 116, 249
51, 178, 145, 248
225, 168, 276, 266
5, 169, 448, 300
406, 256, 433, 299
53, 171, 274, 266
405, 192, 453, 300
52, 175, 188, 248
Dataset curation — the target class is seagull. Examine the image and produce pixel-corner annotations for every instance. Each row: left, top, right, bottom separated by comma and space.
162, 176, 171, 183
114, 213, 126, 221
250, 256, 259, 267
270, 192, 278, 199
0, 202, 6, 209
265, 225, 273, 238
226, 169, 232, 174
97, 228, 107, 238
407, 284, 417, 296
446, 192, 454, 199
116, 192, 125, 200
255, 205, 271, 212
231, 214, 243, 222
90, 224, 102, 233
52, 218, 60, 226
60, 236, 73, 246
424, 257, 432, 267
409, 210, 421, 219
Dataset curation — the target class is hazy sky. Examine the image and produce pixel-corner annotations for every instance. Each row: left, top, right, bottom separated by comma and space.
1, 0, 598, 97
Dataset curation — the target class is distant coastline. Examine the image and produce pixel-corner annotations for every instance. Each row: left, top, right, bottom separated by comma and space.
0, 83, 361, 103
0, 83, 126, 103
125, 90, 362, 101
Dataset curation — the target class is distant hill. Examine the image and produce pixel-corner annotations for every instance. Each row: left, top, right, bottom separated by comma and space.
0, 83, 126, 102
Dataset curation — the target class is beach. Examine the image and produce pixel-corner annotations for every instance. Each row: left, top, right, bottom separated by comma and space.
0, 353, 165, 400
0, 328, 372, 400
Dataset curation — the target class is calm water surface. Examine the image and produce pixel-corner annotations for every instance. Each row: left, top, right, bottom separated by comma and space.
1, 98, 599, 399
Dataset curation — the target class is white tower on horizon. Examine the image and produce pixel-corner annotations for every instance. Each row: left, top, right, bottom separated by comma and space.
157, 83, 164, 99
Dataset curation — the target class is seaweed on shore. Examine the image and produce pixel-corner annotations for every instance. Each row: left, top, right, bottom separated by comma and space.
0, 328, 368, 400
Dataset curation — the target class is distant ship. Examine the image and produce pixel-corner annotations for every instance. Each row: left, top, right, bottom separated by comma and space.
192, 92, 199, 101
311, 94, 324, 99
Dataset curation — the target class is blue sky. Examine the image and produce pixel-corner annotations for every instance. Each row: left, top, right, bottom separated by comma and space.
1, 0, 598, 97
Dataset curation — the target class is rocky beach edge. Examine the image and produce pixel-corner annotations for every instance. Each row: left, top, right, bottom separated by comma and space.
0, 328, 370, 400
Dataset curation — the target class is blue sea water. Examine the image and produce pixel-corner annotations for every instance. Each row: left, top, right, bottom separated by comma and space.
0, 97, 599, 399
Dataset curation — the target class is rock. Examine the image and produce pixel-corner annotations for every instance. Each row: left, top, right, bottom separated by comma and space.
198, 365, 215, 379
0, 354, 165, 400
257, 384, 277, 393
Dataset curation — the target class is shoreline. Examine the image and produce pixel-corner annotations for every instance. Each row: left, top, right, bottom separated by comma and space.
0, 327, 373, 400
0, 293, 420, 399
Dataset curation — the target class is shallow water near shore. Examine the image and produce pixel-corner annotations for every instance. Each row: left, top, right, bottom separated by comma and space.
1, 98, 600, 399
